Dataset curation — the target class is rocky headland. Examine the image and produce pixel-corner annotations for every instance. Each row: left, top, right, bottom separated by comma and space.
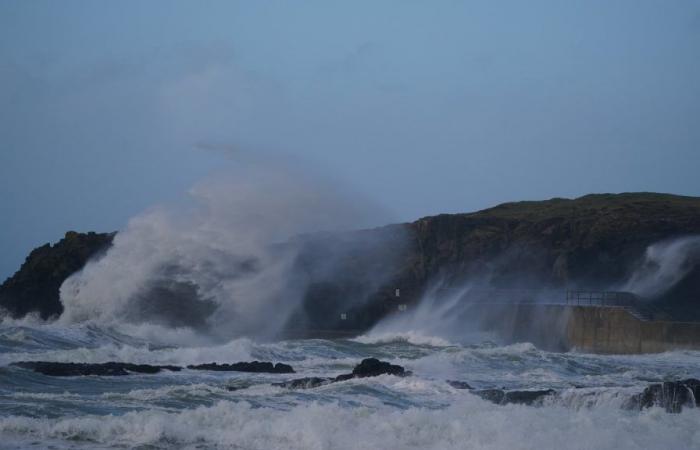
2, 193, 699, 330
0, 231, 114, 319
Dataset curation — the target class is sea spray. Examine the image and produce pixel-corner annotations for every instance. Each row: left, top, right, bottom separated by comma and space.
58, 163, 398, 343
362, 280, 569, 347
622, 235, 700, 299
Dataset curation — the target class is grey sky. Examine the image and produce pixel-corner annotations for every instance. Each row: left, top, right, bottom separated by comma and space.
1, 0, 699, 279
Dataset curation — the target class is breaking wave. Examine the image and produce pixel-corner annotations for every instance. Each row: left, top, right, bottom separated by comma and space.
1, 398, 699, 450
57, 164, 397, 343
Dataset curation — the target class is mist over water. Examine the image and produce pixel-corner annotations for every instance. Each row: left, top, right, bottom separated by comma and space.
359, 283, 492, 346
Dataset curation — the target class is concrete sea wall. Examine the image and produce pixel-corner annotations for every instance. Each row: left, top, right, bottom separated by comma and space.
566, 306, 700, 354
486, 304, 700, 354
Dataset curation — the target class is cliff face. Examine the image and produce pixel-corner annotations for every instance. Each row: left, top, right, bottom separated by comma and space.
405, 193, 700, 289
0, 231, 115, 319
295, 193, 700, 330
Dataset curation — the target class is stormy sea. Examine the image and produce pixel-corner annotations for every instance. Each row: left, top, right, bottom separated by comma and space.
2, 172, 700, 449
0, 318, 698, 449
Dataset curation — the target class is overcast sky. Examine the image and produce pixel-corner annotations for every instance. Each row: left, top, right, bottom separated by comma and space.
1, 0, 699, 279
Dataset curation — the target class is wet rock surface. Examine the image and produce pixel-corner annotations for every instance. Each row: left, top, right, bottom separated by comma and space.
446, 380, 473, 390
12, 360, 295, 376
349, 358, 407, 378
12, 361, 181, 377
188, 361, 295, 374
449, 378, 700, 412
274, 376, 334, 389
275, 358, 409, 389
633, 378, 700, 413
473, 388, 556, 406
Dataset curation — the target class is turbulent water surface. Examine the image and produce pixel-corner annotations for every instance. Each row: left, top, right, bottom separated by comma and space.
0, 321, 699, 449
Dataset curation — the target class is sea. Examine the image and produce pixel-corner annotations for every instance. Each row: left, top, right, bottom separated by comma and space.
0, 320, 698, 449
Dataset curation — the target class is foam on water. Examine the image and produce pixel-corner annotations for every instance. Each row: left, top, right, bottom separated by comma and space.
1, 324, 699, 449
352, 331, 454, 347
1, 398, 699, 450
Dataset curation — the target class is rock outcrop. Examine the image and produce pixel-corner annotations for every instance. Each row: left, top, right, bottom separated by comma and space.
633, 378, 700, 413
274, 358, 409, 389
449, 378, 700, 412
446, 380, 473, 390
347, 357, 407, 378
188, 361, 295, 373
11, 361, 181, 376
473, 388, 556, 406
0, 231, 115, 319
12, 360, 295, 377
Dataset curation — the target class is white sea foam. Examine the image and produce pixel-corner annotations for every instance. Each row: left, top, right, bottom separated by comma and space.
57, 164, 396, 343
0, 337, 255, 366
545, 386, 642, 410
352, 331, 454, 347
1, 397, 699, 450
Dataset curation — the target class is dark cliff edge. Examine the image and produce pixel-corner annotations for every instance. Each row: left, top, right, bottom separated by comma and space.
293, 192, 700, 331
0, 231, 115, 319
2, 193, 700, 327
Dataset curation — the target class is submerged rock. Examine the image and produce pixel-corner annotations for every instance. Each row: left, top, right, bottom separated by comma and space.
446, 380, 473, 390
187, 361, 295, 374
12, 361, 181, 377
633, 378, 700, 413
451, 378, 700, 413
276, 358, 409, 389
474, 388, 556, 406
273, 377, 334, 389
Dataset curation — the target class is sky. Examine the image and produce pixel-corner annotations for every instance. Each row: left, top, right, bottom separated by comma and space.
1, 0, 699, 279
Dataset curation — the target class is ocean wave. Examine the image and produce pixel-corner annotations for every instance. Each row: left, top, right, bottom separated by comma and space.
352, 331, 454, 347
0, 338, 255, 367
1, 397, 699, 450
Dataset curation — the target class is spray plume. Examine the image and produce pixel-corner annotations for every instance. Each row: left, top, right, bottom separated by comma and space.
58, 162, 393, 343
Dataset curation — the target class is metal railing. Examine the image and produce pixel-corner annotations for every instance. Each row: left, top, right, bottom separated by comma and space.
564, 290, 638, 307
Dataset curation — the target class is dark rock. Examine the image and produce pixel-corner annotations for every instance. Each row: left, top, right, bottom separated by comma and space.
187, 361, 295, 374
349, 358, 408, 378
276, 358, 408, 390
474, 388, 555, 406
273, 377, 333, 389
634, 378, 700, 413
474, 389, 506, 404
12, 361, 181, 377
504, 389, 556, 405
447, 380, 473, 389
225, 380, 257, 391
333, 373, 355, 382
0, 231, 115, 319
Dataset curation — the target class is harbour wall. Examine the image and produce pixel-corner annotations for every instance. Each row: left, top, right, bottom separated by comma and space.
491, 304, 700, 354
